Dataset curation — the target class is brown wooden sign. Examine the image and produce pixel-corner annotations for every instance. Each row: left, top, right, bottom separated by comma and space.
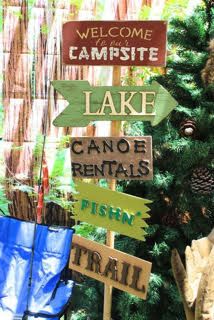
70, 136, 153, 180
63, 21, 167, 66
70, 235, 152, 299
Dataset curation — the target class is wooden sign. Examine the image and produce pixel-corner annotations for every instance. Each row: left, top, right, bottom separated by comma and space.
73, 181, 151, 241
63, 21, 167, 66
52, 81, 178, 127
70, 136, 153, 180
70, 234, 152, 299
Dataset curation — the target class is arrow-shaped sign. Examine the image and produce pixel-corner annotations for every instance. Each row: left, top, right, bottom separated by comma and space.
52, 80, 177, 127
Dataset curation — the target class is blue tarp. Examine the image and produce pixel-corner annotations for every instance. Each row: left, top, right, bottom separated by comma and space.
0, 216, 75, 320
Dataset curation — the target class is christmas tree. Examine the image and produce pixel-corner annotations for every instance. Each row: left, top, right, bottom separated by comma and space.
71, 1, 214, 319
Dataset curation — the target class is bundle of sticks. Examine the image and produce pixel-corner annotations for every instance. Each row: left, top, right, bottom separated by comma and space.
171, 228, 214, 320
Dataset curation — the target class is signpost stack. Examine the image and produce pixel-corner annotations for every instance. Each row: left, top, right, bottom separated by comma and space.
53, 18, 177, 320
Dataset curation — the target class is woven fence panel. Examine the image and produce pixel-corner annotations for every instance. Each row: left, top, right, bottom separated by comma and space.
3, 0, 148, 222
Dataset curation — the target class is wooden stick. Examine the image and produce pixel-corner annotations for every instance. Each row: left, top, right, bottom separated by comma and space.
171, 249, 195, 320
103, 66, 121, 320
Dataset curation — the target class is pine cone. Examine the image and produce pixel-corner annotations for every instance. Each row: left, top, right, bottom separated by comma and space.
201, 207, 214, 224
201, 39, 214, 86
191, 167, 214, 195
180, 119, 197, 137
162, 211, 179, 227
180, 211, 191, 224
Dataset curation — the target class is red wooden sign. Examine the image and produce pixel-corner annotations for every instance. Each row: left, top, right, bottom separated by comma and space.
63, 21, 167, 66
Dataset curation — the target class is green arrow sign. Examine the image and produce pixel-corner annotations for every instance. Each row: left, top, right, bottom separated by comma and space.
73, 181, 151, 241
52, 81, 177, 127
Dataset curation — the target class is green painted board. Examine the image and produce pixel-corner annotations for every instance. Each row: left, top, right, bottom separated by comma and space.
52, 80, 178, 127
73, 181, 151, 241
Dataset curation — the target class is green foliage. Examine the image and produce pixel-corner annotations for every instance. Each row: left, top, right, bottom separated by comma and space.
0, 105, 3, 138
32, 134, 44, 180
27, 0, 36, 18
41, 24, 49, 35
70, 281, 104, 320
70, 309, 88, 320
116, 4, 213, 320
45, 176, 74, 210
153, 172, 174, 190
71, 3, 214, 320
70, 0, 83, 8
0, 144, 10, 214
51, 149, 67, 177
95, 0, 105, 20
73, 223, 107, 244
0, 3, 2, 33
162, 0, 191, 20
0, 186, 10, 215
138, 5, 151, 20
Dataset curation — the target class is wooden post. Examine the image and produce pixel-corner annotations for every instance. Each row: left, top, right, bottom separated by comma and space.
103, 66, 121, 320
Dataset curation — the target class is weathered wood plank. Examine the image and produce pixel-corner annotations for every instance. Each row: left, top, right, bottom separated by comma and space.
70, 235, 152, 300
52, 80, 178, 127
3, 4, 28, 53
63, 21, 167, 66
3, 1, 70, 9
70, 136, 153, 180
4, 53, 30, 98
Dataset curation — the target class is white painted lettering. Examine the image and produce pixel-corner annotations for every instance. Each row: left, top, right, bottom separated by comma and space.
141, 92, 156, 115
79, 47, 90, 60
69, 46, 78, 60
118, 92, 138, 115
149, 48, 158, 61
99, 91, 117, 115
120, 47, 130, 61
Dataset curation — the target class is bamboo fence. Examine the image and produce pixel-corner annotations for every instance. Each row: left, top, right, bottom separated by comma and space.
2, 0, 154, 222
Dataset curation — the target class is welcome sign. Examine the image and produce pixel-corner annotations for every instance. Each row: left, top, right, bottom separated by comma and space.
63, 21, 167, 66
73, 181, 151, 241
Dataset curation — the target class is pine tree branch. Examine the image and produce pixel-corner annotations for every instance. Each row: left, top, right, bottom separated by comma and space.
203, 0, 212, 40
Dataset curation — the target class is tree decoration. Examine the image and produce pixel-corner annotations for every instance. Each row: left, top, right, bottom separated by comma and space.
201, 207, 214, 225
179, 119, 197, 137
201, 39, 214, 86
191, 167, 214, 195
180, 211, 191, 224
162, 210, 191, 226
162, 211, 179, 227
111, 3, 214, 320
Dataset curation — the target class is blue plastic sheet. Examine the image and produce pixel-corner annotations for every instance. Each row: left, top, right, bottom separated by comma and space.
0, 216, 75, 319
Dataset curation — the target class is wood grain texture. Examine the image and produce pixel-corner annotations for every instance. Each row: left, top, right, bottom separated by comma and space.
69, 234, 152, 300
63, 21, 167, 66
52, 80, 178, 127
104, 64, 122, 320
195, 246, 214, 320
70, 136, 153, 180
171, 249, 195, 320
